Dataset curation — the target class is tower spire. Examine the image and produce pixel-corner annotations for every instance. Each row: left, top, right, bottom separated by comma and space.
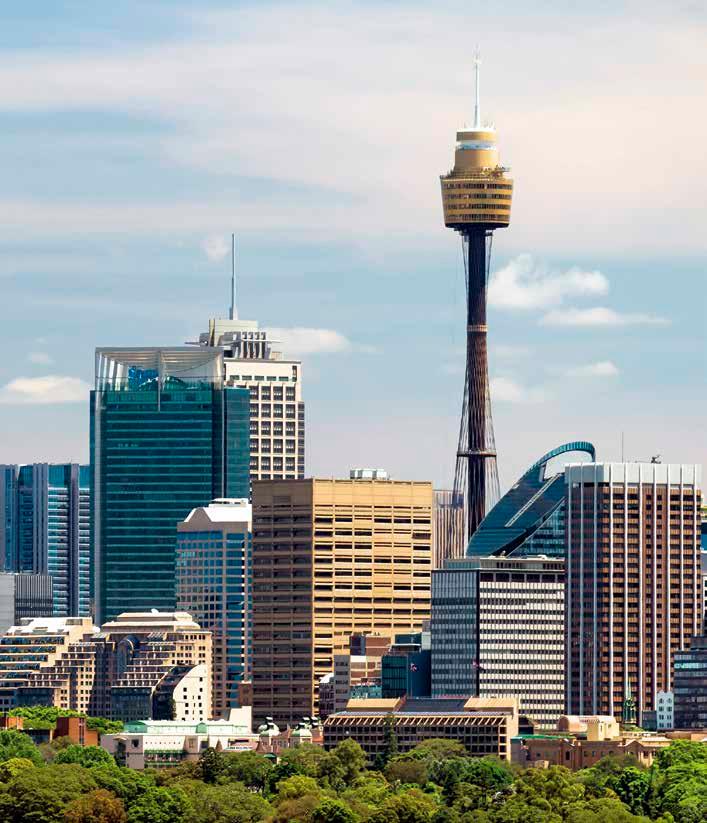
229, 233, 238, 321
473, 50, 482, 129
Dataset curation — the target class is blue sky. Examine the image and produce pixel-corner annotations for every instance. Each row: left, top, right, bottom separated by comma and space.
0, 1, 705, 489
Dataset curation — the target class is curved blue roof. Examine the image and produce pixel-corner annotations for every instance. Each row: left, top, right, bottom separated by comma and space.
466, 441, 595, 558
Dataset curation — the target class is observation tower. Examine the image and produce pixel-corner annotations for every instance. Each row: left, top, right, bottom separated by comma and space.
440, 55, 514, 542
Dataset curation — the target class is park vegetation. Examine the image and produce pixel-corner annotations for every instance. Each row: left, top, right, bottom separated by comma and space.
0, 726, 703, 822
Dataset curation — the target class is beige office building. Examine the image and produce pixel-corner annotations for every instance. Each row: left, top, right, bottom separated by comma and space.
251, 478, 433, 726
195, 317, 304, 480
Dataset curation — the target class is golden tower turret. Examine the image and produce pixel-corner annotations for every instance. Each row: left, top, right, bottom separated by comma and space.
441, 55, 513, 547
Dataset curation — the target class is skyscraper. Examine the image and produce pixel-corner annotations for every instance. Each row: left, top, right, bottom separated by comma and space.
430, 443, 594, 726
0, 573, 53, 633
91, 348, 250, 623
431, 555, 565, 726
194, 317, 304, 482
0, 463, 90, 616
250, 477, 433, 727
440, 56, 514, 542
566, 462, 702, 722
433, 490, 465, 567
176, 498, 252, 718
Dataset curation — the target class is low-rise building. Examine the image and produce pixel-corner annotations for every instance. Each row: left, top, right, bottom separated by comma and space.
323, 696, 519, 761
511, 714, 672, 769
102, 710, 256, 769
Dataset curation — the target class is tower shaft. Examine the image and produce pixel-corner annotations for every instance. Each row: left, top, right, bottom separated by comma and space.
462, 229, 495, 537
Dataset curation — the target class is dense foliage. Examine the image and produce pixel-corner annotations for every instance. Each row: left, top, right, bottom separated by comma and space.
0, 728, 704, 822
9, 706, 124, 734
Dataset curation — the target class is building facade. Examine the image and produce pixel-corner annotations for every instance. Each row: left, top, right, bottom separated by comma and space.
433, 490, 465, 567
566, 463, 702, 722
0, 573, 53, 633
176, 498, 252, 717
0, 464, 90, 616
195, 317, 304, 482
102, 712, 256, 769
251, 478, 433, 726
324, 696, 519, 761
381, 629, 432, 699
673, 635, 707, 728
431, 555, 565, 726
91, 348, 250, 622
0, 611, 212, 722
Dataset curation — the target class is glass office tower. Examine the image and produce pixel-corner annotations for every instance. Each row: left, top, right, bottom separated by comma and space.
0, 463, 90, 617
91, 348, 250, 623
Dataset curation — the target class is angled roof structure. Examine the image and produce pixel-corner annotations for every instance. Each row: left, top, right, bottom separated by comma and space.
466, 441, 595, 558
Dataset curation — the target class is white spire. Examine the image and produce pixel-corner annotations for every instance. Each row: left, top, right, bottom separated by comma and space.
473, 50, 482, 129
229, 233, 238, 321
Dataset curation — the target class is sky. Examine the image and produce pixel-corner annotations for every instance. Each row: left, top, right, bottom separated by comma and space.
0, 0, 705, 490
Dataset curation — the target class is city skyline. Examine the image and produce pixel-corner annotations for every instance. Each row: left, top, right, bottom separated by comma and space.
0, 1, 705, 493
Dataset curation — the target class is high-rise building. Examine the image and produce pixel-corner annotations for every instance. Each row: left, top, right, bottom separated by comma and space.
673, 635, 707, 728
0, 611, 212, 722
431, 555, 565, 726
381, 629, 432, 699
440, 56, 514, 543
566, 462, 702, 722
433, 489, 465, 567
91, 348, 250, 623
176, 498, 252, 718
0, 573, 53, 633
430, 443, 593, 727
251, 478, 433, 726
0, 464, 90, 616
194, 317, 304, 482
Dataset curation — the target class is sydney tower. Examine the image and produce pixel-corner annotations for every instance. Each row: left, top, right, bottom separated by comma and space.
440, 56, 513, 543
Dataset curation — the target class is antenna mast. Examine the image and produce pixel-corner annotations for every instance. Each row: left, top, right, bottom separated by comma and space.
229, 233, 237, 321
473, 50, 482, 129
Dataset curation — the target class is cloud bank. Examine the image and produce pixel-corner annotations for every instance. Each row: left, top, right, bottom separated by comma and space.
0, 376, 91, 405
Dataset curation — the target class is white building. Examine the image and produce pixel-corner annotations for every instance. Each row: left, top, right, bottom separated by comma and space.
176, 499, 252, 718
193, 317, 304, 481
655, 691, 674, 730
101, 709, 256, 769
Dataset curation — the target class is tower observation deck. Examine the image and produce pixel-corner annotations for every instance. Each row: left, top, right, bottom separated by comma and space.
440, 55, 514, 544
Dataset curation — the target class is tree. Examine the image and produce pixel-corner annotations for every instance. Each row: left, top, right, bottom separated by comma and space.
655, 741, 707, 770
89, 763, 155, 807
0, 728, 44, 766
183, 781, 272, 823
650, 761, 707, 823
607, 767, 651, 816
0, 756, 36, 782
275, 773, 322, 801
0, 762, 98, 822
54, 744, 116, 769
565, 797, 650, 822
126, 785, 189, 823
219, 750, 273, 790
198, 747, 224, 784
384, 714, 399, 759
64, 788, 128, 823
385, 756, 429, 787
369, 788, 439, 823
311, 797, 358, 823
409, 739, 467, 761
326, 738, 366, 787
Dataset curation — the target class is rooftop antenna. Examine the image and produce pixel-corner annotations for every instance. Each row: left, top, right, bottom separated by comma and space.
473, 49, 482, 129
229, 233, 238, 321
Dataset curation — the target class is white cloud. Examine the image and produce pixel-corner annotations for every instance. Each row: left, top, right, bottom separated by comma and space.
490, 376, 545, 405
27, 352, 53, 365
541, 307, 669, 327
492, 344, 532, 360
488, 254, 608, 311
267, 327, 354, 356
201, 234, 230, 262
0, 376, 90, 405
566, 361, 620, 378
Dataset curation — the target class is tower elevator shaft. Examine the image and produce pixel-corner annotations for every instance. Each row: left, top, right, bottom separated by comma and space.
458, 228, 498, 540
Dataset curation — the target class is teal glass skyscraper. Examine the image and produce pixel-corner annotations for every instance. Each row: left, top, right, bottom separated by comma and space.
91, 348, 250, 623
0, 463, 90, 617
